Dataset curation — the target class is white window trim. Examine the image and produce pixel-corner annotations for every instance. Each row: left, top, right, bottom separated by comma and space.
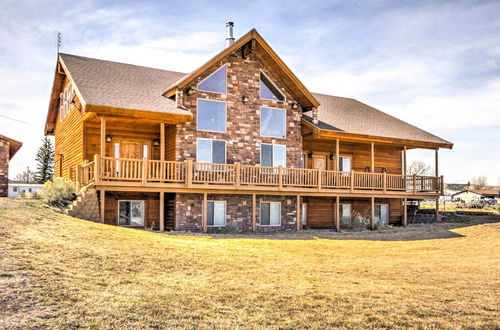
259, 201, 281, 226
197, 64, 227, 95
259, 70, 286, 102
196, 138, 227, 164
196, 98, 227, 133
260, 143, 287, 167
340, 203, 352, 222
117, 200, 145, 227
204, 200, 227, 227
260, 106, 287, 139
339, 155, 353, 172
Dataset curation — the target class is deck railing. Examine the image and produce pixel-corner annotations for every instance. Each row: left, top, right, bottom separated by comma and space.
78, 155, 443, 195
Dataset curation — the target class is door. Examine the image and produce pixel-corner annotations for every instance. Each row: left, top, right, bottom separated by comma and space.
117, 140, 147, 159
313, 155, 327, 170
375, 204, 389, 226
118, 200, 145, 226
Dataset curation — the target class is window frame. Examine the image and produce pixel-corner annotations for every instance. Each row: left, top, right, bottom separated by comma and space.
259, 70, 286, 102
339, 155, 352, 172
339, 203, 352, 224
59, 82, 74, 121
197, 64, 227, 95
259, 106, 287, 139
196, 138, 227, 164
259, 201, 281, 226
374, 203, 389, 225
196, 98, 227, 133
117, 200, 145, 227
260, 143, 287, 167
205, 200, 227, 227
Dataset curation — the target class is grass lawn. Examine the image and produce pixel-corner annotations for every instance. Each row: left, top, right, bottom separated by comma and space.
1, 199, 499, 328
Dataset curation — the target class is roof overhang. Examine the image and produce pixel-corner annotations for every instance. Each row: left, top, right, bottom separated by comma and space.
0, 135, 22, 159
302, 118, 454, 150
163, 29, 320, 110
84, 104, 192, 123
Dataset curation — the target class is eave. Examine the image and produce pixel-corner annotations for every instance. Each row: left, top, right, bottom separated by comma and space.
84, 104, 192, 124
0, 135, 22, 159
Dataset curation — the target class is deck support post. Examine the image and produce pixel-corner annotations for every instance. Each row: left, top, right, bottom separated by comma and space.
100, 190, 105, 223
296, 195, 301, 231
203, 193, 208, 233
370, 196, 375, 230
435, 198, 439, 222
371, 142, 375, 172
100, 116, 106, 158
403, 198, 407, 227
160, 123, 165, 161
335, 196, 340, 231
159, 192, 164, 232
252, 194, 257, 233
335, 139, 339, 171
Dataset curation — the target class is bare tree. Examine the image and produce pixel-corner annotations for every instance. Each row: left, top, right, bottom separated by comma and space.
471, 176, 488, 190
407, 161, 432, 176
13, 169, 35, 183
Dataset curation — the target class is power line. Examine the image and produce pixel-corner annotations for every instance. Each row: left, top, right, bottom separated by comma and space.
0, 114, 31, 125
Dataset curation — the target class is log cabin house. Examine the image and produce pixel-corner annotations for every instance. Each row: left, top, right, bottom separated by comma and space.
44, 24, 453, 232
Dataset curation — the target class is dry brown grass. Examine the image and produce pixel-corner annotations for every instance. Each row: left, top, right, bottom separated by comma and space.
1, 199, 499, 329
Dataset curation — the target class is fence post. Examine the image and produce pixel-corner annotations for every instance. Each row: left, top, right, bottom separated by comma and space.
383, 172, 387, 193
186, 159, 193, 188
278, 165, 283, 190
142, 157, 148, 185
350, 170, 354, 192
413, 174, 417, 195
235, 162, 241, 188
94, 154, 101, 185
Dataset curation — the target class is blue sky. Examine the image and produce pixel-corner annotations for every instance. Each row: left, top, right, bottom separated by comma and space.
0, 0, 499, 184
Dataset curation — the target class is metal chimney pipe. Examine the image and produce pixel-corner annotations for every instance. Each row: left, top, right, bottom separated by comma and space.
225, 22, 235, 47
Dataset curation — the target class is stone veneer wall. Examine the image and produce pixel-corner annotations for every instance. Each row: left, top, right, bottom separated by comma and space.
175, 194, 298, 232
0, 139, 9, 197
172, 50, 304, 231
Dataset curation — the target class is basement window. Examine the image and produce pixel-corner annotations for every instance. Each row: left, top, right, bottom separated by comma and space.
118, 200, 145, 226
206, 201, 226, 227
340, 204, 352, 224
197, 65, 227, 94
260, 72, 285, 102
260, 201, 281, 226
375, 204, 389, 226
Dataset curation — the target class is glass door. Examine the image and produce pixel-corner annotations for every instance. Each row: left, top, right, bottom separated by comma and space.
118, 200, 145, 226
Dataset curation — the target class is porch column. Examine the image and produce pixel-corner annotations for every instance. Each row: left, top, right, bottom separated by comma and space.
435, 149, 440, 222
403, 146, 407, 175
296, 195, 301, 231
403, 198, 407, 227
160, 123, 165, 161
371, 142, 375, 172
100, 116, 106, 157
252, 194, 257, 233
100, 190, 105, 223
370, 197, 375, 230
159, 192, 165, 232
335, 139, 340, 171
203, 193, 208, 233
335, 196, 340, 231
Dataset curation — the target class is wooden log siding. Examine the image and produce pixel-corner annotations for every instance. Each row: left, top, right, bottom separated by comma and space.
86, 156, 442, 196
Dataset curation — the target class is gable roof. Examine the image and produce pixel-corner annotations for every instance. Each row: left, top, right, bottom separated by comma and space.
303, 93, 453, 149
0, 135, 22, 159
163, 28, 320, 109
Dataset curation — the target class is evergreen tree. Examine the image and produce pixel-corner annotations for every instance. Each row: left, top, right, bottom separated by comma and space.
34, 137, 54, 184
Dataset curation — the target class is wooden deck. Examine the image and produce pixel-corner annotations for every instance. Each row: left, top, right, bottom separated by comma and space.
75, 155, 444, 198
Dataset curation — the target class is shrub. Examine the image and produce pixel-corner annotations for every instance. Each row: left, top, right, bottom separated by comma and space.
40, 178, 78, 208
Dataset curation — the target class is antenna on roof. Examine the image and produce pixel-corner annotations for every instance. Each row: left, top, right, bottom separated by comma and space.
56, 32, 62, 53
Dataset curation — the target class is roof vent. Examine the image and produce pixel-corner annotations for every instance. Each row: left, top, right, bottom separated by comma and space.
225, 22, 235, 47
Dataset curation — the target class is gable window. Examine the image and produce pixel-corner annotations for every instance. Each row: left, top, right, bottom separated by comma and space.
340, 204, 352, 224
197, 99, 226, 133
197, 138, 226, 164
206, 201, 226, 226
260, 201, 281, 226
339, 156, 352, 172
197, 65, 227, 94
260, 72, 285, 101
59, 83, 74, 120
260, 107, 286, 138
261, 144, 286, 167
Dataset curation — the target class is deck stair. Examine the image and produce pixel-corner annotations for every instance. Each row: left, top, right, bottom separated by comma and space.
65, 188, 100, 222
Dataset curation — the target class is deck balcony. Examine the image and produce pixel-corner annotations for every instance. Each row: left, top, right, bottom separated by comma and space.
75, 155, 444, 198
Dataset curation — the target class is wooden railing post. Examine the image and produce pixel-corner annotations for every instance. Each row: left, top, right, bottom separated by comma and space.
186, 159, 193, 188
413, 174, 417, 195
94, 154, 101, 185
235, 162, 241, 188
75, 164, 81, 190
440, 175, 444, 194
350, 170, 354, 192
142, 157, 148, 185
383, 172, 387, 193
317, 169, 322, 190
278, 165, 283, 190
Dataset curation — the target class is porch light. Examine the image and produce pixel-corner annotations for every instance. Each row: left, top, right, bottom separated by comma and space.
241, 95, 249, 104
105, 135, 112, 143
329, 153, 334, 160
153, 139, 160, 146
186, 87, 196, 96
308, 152, 313, 158
291, 103, 298, 110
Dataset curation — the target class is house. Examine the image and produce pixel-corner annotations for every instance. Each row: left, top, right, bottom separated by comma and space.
452, 189, 499, 203
7, 183, 44, 198
0, 135, 22, 197
44, 24, 453, 231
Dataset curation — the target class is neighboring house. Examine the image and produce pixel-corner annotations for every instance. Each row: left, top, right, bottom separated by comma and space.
0, 135, 22, 197
453, 189, 500, 203
44, 25, 453, 231
7, 183, 44, 198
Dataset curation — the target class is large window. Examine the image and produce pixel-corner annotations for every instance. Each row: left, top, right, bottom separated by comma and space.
206, 201, 226, 226
197, 139, 226, 164
260, 202, 281, 226
261, 144, 286, 167
197, 65, 227, 94
375, 204, 389, 226
118, 201, 145, 226
197, 99, 227, 133
260, 72, 285, 101
260, 107, 286, 138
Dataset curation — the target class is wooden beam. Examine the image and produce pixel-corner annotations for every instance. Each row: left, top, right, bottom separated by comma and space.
403, 146, 407, 175
435, 149, 439, 177
403, 198, 407, 227
160, 123, 165, 161
203, 193, 208, 233
370, 197, 375, 230
335, 139, 339, 171
296, 195, 301, 231
252, 194, 257, 233
371, 142, 375, 172
159, 192, 164, 232
100, 190, 105, 223
100, 116, 106, 157
335, 196, 340, 231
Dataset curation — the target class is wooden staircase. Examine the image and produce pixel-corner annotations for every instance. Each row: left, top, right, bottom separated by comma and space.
65, 188, 100, 222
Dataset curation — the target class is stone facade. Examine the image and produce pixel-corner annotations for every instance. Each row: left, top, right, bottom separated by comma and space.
0, 139, 9, 197
175, 193, 298, 232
